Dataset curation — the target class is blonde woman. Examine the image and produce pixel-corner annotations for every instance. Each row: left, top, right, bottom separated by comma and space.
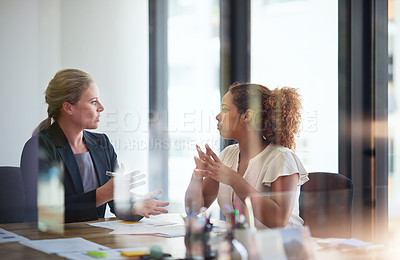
37, 69, 168, 223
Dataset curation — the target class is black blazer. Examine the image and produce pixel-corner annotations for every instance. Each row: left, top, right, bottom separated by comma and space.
38, 122, 142, 223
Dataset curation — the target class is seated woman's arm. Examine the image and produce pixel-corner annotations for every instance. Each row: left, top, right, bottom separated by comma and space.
96, 178, 113, 207
185, 146, 220, 214
185, 175, 219, 214
231, 174, 299, 228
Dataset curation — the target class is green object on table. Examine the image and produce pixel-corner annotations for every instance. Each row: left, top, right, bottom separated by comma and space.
150, 245, 163, 259
87, 250, 108, 258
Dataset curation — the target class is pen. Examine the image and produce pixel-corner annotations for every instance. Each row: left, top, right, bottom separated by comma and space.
106, 171, 116, 177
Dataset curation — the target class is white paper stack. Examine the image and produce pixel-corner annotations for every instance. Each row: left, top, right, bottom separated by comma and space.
0, 228, 30, 243
89, 215, 186, 237
19, 237, 109, 254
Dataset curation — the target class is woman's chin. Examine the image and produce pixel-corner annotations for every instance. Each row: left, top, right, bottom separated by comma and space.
219, 132, 231, 139
86, 123, 99, 130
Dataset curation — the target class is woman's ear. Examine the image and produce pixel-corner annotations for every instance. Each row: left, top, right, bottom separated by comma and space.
61, 101, 73, 115
243, 109, 254, 123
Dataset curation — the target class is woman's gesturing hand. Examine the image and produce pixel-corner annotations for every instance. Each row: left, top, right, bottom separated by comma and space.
194, 144, 239, 186
132, 189, 169, 218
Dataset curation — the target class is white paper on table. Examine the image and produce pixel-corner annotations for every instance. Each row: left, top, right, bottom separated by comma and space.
58, 247, 149, 260
337, 238, 372, 248
89, 219, 175, 229
110, 223, 185, 237
317, 237, 372, 249
89, 221, 124, 229
0, 228, 30, 243
121, 217, 176, 226
88, 214, 185, 237
19, 237, 110, 254
316, 238, 345, 248
89, 218, 176, 230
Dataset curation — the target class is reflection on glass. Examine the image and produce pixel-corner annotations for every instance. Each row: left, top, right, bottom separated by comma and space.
168, 0, 220, 214
251, 0, 338, 172
38, 161, 64, 234
388, 0, 400, 248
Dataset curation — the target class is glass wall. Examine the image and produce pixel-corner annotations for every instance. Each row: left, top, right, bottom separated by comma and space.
388, 0, 400, 247
251, 0, 338, 173
0, 0, 149, 218
167, 0, 220, 214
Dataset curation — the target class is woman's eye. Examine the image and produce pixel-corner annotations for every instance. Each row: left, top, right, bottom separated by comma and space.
92, 100, 97, 105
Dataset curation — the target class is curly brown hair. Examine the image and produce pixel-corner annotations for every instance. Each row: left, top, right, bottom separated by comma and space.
229, 83, 302, 151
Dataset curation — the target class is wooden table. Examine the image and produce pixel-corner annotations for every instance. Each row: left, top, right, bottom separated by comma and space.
1, 215, 400, 259
0, 215, 187, 259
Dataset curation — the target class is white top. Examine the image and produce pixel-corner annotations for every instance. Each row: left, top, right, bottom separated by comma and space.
217, 143, 309, 229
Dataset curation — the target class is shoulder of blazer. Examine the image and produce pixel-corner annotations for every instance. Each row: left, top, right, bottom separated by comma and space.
38, 122, 68, 148
83, 130, 110, 150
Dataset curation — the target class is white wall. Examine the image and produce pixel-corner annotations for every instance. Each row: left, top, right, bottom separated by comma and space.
38, 0, 62, 96
0, 0, 40, 166
0, 0, 149, 187
59, 0, 149, 192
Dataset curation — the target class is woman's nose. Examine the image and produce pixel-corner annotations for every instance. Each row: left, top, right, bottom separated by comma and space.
216, 112, 221, 121
98, 101, 104, 112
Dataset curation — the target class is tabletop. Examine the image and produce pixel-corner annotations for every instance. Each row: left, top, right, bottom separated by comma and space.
1, 214, 399, 259
0, 215, 187, 259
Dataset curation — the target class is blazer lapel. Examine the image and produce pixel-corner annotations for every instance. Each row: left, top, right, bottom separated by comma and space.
58, 143, 84, 194
49, 122, 84, 194
84, 132, 108, 186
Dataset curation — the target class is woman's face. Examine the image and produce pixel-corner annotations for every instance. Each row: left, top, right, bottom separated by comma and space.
70, 81, 104, 130
216, 91, 242, 139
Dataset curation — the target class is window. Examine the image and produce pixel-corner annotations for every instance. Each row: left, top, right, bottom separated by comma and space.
251, 0, 338, 173
167, 0, 220, 214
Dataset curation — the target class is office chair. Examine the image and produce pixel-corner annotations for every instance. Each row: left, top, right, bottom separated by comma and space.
0, 166, 25, 223
20, 135, 38, 222
299, 172, 353, 238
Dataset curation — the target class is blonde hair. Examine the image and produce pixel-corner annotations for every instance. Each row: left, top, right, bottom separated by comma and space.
229, 83, 302, 151
33, 69, 93, 135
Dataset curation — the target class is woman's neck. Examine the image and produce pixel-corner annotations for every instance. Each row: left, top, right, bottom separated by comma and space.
237, 131, 268, 161
57, 118, 87, 153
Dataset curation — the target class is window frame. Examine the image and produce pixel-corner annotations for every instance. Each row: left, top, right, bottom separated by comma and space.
338, 0, 388, 243
149, 0, 169, 202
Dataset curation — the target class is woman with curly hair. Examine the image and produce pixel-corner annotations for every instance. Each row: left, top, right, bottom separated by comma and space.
185, 83, 308, 229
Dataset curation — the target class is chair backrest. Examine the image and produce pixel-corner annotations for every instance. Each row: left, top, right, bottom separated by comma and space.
20, 135, 38, 222
0, 166, 25, 223
299, 172, 353, 238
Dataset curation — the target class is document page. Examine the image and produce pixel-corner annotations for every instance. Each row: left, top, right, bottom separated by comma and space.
19, 237, 109, 254
89, 214, 185, 237
0, 228, 30, 243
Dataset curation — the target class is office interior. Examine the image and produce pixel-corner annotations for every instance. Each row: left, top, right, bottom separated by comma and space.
0, 0, 396, 248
